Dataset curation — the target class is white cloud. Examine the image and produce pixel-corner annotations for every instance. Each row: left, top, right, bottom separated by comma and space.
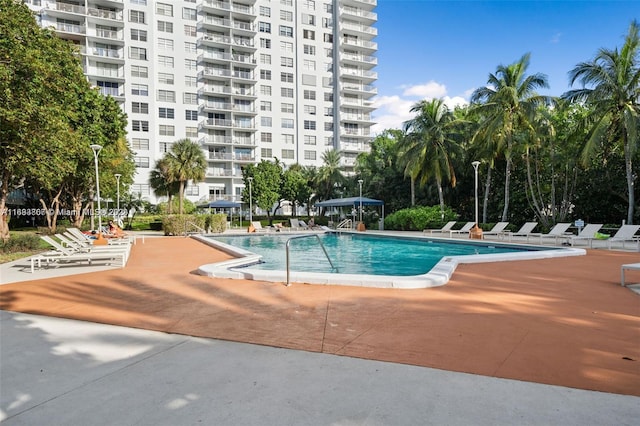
371, 82, 470, 135
550, 32, 562, 44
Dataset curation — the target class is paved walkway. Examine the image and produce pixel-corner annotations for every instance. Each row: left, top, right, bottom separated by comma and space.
1, 235, 640, 423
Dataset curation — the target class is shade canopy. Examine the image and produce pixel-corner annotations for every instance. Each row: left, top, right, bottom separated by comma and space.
197, 200, 241, 209
315, 197, 384, 208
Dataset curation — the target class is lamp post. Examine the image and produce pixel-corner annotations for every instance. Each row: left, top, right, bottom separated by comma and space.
357, 179, 364, 231
90, 144, 103, 231
114, 173, 121, 212
472, 161, 480, 228
247, 177, 253, 224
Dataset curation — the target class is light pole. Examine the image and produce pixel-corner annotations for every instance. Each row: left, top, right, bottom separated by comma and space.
358, 179, 363, 229
90, 144, 103, 232
247, 177, 253, 224
472, 161, 480, 228
114, 173, 121, 213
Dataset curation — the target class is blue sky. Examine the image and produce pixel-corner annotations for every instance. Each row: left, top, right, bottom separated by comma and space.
372, 0, 638, 132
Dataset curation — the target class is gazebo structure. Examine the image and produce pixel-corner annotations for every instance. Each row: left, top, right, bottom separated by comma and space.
315, 197, 384, 230
197, 200, 243, 228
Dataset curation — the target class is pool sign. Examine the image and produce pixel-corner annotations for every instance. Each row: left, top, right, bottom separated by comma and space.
575, 219, 584, 232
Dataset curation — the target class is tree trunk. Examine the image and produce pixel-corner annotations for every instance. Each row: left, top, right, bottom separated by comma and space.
501, 156, 512, 222
436, 177, 445, 220
178, 181, 185, 214
38, 189, 63, 233
482, 166, 492, 224
410, 176, 415, 206
0, 175, 10, 242
624, 142, 635, 225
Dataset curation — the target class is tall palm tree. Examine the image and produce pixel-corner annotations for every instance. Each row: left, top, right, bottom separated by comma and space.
471, 53, 550, 221
165, 139, 207, 214
149, 157, 179, 214
562, 20, 640, 224
400, 98, 460, 218
315, 149, 344, 202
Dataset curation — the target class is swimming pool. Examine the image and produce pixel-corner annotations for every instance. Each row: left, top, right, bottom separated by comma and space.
195, 231, 586, 289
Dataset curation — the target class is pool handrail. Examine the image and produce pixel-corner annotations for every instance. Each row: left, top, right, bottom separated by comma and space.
286, 234, 336, 286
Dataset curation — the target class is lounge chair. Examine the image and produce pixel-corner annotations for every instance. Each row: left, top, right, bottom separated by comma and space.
621, 263, 640, 286
449, 221, 476, 238
56, 233, 130, 261
290, 218, 302, 230
423, 221, 457, 234
567, 224, 603, 247
532, 223, 572, 244
503, 222, 538, 242
481, 222, 510, 238
68, 227, 133, 245
298, 220, 309, 230
32, 236, 127, 273
605, 225, 640, 250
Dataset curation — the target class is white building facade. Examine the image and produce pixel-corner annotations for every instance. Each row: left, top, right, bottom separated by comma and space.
26, 0, 377, 204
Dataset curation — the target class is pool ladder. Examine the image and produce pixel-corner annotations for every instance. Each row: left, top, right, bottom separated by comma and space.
285, 234, 336, 286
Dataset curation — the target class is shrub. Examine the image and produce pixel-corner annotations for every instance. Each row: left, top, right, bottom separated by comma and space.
384, 206, 458, 231
206, 213, 227, 233
162, 214, 206, 235
0, 233, 42, 253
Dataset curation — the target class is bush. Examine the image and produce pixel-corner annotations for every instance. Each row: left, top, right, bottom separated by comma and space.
162, 214, 206, 235
384, 206, 458, 231
206, 213, 227, 233
0, 233, 42, 253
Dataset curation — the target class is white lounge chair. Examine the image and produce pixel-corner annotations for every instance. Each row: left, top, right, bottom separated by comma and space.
32, 236, 127, 273
482, 222, 510, 238
567, 224, 603, 247
290, 218, 302, 230
424, 221, 457, 234
68, 227, 133, 245
298, 220, 309, 230
56, 233, 130, 261
532, 223, 572, 244
621, 263, 640, 286
504, 222, 538, 242
449, 222, 476, 238
605, 225, 640, 250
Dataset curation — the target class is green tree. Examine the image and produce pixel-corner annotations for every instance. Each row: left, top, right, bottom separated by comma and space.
400, 99, 461, 219
242, 160, 283, 224
282, 164, 311, 217
149, 157, 179, 214
562, 20, 640, 224
471, 53, 550, 221
315, 149, 344, 203
164, 139, 207, 214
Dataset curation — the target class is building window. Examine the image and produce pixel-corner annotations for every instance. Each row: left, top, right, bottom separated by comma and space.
182, 7, 197, 20
303, 30, 315, 40
303, 90, 316, 100
304, 150, 317, 160
302, 14, 315, 25
324, 122, 334, 131
132, 120, 149, 132
184, 76, 197, 87
324, 92, 333, 102
183, 92, 197, 104
304, 120, 316, 130
304, 135, 317, 145
280, 41, 293, 53
131, 28, 147, 41
304, 105, 316, 115
159, 125, 175, 136
260, 85, 272, 96
157, 38, 174, 51
324, 33, 333, 43
131, 83, 148, 96
156, 3, 173, 16
303, 44, 315, 55
281, 57, 293, 67
184, 25, 196, 37
280, 10, 293, 21
134, 156, 150, 168
261, 133, 272, 143
281, 118, 294, 129
281, 103, 294, 113
158, 55, 174, 68
258, 22, 271, 33
185, 110, 198, 120
260, 53, 271, 64
185, 127, 198, 138
282, 134, 294, 145
323, 17, 332, 28
260, 101, 272, 111
157, 90, 175, 102
129, 47, 147, 60
129, 10, 145, 24
279, 26, 293, 37
281, 87, 294, 98
281, 0, 293, 6
131, 138, 149, 150
260, 69, 271, 80
158, 107, 174, 119
131, 65, 148, 78
131, 102, 148, 114
303, 0, 316, 10
158, 72, 174, 85
303, 59, 316, 70
184, 42, 197, 54
281, 149, 295, 159
261, 148, 273, 157
157, 21, 173, 33
184, 59, 197, 70
259, 6, 271, 17
185, 185, 199, 196
261, 117, 272, 127
281, 72, 294, 83
131, 184, 150, 195
260, 38, 271, 48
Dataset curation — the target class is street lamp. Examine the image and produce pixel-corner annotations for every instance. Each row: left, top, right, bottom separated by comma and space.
247, 177, 253, 224
114, 173, 121, 213
90, 144, 103, 232
472, 161, 480, 228
358, 179, 363, 227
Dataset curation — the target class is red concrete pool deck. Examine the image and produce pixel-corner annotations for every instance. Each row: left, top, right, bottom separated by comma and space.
1, 236, 639, 396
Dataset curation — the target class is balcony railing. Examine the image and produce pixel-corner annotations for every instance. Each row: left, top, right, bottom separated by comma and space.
232, 37, 254, 47
340, 7, 377, 20
232, 3, 253, 14
201, 68, 232, 78
341, 127, 371, 136
90, 47, 122, 58
203, 101, 233, 110
233, 21, 254, 31
199, 84, 232, 95
202, 16, 231, 27
203, 118, 233, 127
46, 1, 85, 14
342, 39, 378, 50
201, 33, 231, 44
56, 23, 85, 34
87, 8, 123, 21
201, 0, 231, 11
341, 22, 377, 36
94, 28, 120, 39
342, 83, 377, 94
341, 53, 377, 65
341, 69, 378, 79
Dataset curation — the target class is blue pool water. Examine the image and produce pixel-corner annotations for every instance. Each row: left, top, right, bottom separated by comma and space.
210, 233, 545, 276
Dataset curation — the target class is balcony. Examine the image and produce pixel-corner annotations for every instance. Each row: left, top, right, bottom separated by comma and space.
199, 51, 233, 64
87, 8, 123, 21
340, 112, 373, 122
341, 38, 378, 53
231, 3, 253, 15
87, 47, 122, 59
201, 101, 233, 111
200, 0, 231, 13
341, 68, 377, 82
55, 22, 86, 35
207, 168, 235, 177
340, 52, 377, 67
201, 118, 233, 128
44, 1, 86, 15
341, 97, 376, 110
200, 67, 232, 79
340, 6, 377, 24
200, 33, 232, 46
198, 84, 232, 96
201, 16, 231, 28
341, 21, 377, 36
341, 127, 371, 137
232, 70, 254, 81
91, 28, 122, 41
341, 82, 377, 96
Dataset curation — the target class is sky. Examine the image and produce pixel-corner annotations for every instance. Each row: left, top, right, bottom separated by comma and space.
371, 0, 638, 133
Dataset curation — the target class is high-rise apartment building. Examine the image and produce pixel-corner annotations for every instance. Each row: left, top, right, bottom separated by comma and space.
25, 0, 377, 204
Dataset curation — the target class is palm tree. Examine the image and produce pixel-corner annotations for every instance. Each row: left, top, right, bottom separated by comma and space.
315, 149, 344, 202
164, 139, 207, 214
471, 53, 550, 221
400, 99, 460, 218
149, 157, 179, 214
562, 20, 640, 224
